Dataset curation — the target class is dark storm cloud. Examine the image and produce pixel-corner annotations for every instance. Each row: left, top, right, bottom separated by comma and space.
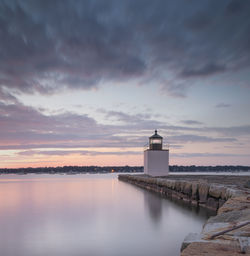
0, 0, 147, 94
226, 0, 245, 15
185, 12, 212, 31
0, 0, 250, 96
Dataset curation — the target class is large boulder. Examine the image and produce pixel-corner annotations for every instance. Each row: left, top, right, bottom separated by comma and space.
218, 196, 250, 214
208, 208, 250, 223
206, 197, 219, 210
209, 185, 226, 199
199, 182, 209, 203
181, 241, 246, 256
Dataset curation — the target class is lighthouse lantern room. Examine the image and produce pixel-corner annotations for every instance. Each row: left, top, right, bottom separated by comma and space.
149, 130, 163, 150
144, 130, 169, 176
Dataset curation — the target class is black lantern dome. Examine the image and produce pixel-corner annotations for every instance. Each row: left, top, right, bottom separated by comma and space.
149, 130, 163, 150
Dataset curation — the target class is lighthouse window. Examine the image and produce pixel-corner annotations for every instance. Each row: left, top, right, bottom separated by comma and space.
151, 139, 162, 144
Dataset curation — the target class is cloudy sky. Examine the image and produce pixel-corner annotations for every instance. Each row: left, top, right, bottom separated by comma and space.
0, 0, 250, 168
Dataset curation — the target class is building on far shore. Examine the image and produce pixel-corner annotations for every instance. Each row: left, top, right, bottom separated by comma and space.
144, 130, 169, 176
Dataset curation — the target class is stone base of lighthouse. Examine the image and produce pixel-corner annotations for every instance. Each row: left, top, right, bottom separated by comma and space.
144, 150, 169, 177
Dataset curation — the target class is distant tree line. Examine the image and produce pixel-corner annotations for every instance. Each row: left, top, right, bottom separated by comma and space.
0, 165, 249, 174
169, 165, 250, 172
0, 165, 143, 174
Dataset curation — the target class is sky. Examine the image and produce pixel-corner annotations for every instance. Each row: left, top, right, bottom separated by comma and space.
0, 0, 250, 168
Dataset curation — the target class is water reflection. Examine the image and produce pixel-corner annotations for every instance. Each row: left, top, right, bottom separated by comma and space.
0, 174, 212, 256
144, 191, 163, 223
143, 189, 215, 229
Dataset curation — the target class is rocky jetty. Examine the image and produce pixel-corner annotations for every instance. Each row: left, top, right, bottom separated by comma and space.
118, 174, 250, 255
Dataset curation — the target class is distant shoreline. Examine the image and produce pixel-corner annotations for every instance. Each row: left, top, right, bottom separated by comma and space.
0, 165, 249, 174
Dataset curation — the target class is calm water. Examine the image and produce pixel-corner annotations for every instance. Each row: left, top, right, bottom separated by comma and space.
0, 174, 212, 256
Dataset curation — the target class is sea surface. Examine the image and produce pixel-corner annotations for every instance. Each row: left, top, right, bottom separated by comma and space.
0, 173, 213, 256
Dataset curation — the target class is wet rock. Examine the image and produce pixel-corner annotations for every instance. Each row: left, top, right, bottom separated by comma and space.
206, 197, 219, 210
180, 181, 186, 192
244, 180, 250, 189
175, 181, 182, 192
156, 178, 166, 187
166, 180, 175, 189
146, 177, 157, 184
141, 176, 151, 183
191, 182, 199, 200
191, 200, 198, 206
219, 199, 226, 208
183, 182, 192, 196
161, 186, 171, 196
170, 180, 176, 190
131, 175, 139, 181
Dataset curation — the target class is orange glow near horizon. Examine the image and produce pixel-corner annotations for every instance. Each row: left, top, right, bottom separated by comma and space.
1, 141, 250, 168
1, 151, 250, 169
0, 149, 143, 168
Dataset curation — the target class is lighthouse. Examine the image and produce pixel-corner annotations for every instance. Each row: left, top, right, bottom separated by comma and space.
144, 130, 169, 176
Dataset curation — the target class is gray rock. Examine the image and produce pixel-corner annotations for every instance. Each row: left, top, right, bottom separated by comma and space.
180, 181, 186, 192
206, 197, 219, 210
175, 181, 182, 192
244, 180, 250, 189
198, 182, 209, 203
183, 182, 192, 196
209, 184, 226, 199
202, 222, 229, 235
191, 182, 199, 200
207, 208, 250, 223
225, 187, 242, 199
171, 180, 176, 190
156, 178, 166, 187
166, 180, 174, 189
219, 199, 226, 208
181, 233, 203, 251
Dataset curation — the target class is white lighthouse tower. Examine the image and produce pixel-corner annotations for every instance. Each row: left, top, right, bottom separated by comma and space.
144, 130, 169, 176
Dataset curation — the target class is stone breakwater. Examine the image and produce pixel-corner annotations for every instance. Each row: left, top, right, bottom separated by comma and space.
118, 174, 250, 256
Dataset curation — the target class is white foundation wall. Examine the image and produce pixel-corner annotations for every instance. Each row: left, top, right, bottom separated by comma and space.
144, 150, 169, 176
